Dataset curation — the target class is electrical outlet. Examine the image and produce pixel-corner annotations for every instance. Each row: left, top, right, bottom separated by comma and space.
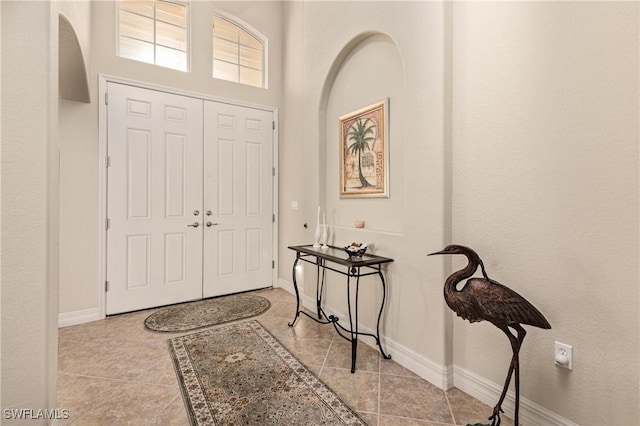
555, 341, 573, 370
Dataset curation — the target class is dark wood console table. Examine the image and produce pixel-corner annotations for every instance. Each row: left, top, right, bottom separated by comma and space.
287, 244, 394, 373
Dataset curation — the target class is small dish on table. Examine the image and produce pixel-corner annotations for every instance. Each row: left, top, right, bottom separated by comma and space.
343, 243, 367, 260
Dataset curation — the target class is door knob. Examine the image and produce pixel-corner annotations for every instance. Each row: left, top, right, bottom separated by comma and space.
205, 210, 212, 216
193, 210, 200, 216
187, 222, 200, 228
206, 222, 220, 227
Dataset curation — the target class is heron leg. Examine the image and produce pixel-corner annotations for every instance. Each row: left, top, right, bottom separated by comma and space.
512, 325, 526, 426
489, 326, 523, 426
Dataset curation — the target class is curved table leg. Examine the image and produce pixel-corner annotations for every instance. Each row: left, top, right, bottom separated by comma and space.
376, 269, 392, 360
352, 269, 360, 373
316, 259, 326, 320
344, 268, 358, 373
288, 257, 301, 327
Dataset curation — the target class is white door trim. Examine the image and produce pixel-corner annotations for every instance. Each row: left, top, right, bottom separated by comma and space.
97, 73, 279, 319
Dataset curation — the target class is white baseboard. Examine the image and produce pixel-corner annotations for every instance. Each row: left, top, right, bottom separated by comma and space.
382, 334, 454, 390
454, 365, 578, 426
58, 307, 100, 328
276, 277, 575, 426
275, 277, 295, 293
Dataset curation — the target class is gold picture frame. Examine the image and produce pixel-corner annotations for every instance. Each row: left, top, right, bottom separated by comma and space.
339, 99, 389, 198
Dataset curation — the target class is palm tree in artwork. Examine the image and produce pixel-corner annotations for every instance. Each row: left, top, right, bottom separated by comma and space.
347, 118, 376, 188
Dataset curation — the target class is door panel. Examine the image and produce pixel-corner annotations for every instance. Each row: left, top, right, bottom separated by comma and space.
203, 102, 273, 297
106, 83, 203, 315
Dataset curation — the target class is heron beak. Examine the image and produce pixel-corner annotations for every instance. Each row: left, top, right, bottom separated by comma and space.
428, 250, 448, 256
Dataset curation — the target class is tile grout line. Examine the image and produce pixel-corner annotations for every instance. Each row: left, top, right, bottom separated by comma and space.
373, 412, 459, 425
444, 389, 457, 425
58, 371, 179, 388
319, 333, 336, 377
149, 392, 183, 424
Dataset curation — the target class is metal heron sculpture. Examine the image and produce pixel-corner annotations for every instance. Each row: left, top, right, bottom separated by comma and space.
428, 245, 551, 426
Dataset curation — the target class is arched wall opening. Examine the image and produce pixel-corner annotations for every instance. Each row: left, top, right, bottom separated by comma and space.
319, 32, 405, 235
315, 32, 406, 333
59, 13, 90, 103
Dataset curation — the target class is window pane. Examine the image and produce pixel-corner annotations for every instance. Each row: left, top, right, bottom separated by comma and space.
240, 66, 262, 88
119, 10, 154, 43
157, 20, 187, 50
156, 1, 186, 27
156, 45, 187, 71
120, 1, 153, 18
213, 60, 239, 82
239, 29, 261, 50
239, 45, 262, 70
119, 36, 154, 64
213, 37, 238, 64
213, 16, 238, 42
118, 0, 189, 71
212, 14, 265, 88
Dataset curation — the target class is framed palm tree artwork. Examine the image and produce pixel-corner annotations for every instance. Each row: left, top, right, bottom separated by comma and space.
339, 99, 389, 198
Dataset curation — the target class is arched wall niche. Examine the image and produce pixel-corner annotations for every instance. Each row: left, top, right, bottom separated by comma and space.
59, 13, 90, 103
318, 32, 405, 235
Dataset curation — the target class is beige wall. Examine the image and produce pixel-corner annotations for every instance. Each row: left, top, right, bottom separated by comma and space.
450, 3, 639, 424
1, 4, 3, 411
1, 0, 59, 419
58, 0, 96, 315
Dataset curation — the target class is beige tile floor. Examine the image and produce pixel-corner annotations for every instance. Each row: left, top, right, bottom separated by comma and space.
58, 287, 514, 426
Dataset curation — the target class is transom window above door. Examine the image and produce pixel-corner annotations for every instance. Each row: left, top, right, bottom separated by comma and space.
117, 0, 189, 72
212, 14, 267, 88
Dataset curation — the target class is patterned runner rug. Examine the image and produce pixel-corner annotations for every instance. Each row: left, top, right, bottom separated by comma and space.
145, 293, 270, 332
168, 320, 366, 425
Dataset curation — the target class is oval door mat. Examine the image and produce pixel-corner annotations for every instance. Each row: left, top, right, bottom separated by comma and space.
144, 293, 271, 332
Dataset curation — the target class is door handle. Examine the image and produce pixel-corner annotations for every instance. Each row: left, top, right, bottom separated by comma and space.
206, 222, 221, 227
187, 222, 200, 228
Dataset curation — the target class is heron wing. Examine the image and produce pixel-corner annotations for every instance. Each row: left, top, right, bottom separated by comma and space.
465, 278, 551, 329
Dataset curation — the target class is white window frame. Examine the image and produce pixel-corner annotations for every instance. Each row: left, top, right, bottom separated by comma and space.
116, 0, 191, 72
212, 10, 268, 89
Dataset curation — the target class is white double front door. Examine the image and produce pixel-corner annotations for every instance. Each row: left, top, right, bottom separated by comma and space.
105, 83, 273, 315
